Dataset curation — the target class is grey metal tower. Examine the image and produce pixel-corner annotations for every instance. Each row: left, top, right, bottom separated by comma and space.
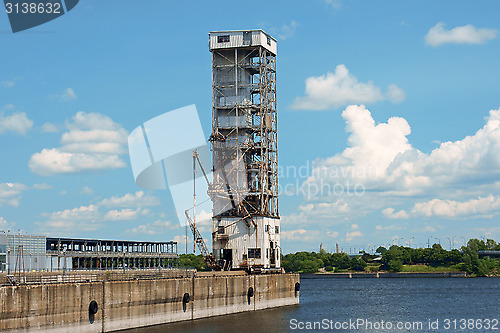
209, 30, 280, 271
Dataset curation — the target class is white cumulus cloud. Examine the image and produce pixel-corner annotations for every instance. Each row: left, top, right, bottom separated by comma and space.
281, 229, 307, 240
58, 88, 77, 101
0, 111, 33, 135
41, 204, 100, 233
99, 191, 160, 208
29, 111, 128, 176
291, 65, 405, 110
375, 223, 407, 231
37, 191, 161, 235
81, 186, 93, 195
296, 105, 500, 223
41, 122, 59, 133
346, 230, 362, 242
0, 183, 28, 207
382, 207, 409, 219
126, 219, 177, 234
0, 182, 50, 207
386, 195, 500, 219
104, 209, 138, 221
387, 84, 406, 103
272, 20, 298, 40
425, 22, 498, 47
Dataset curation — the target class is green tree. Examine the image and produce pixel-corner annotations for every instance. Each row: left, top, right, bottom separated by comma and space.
462, 240, 493, 276
350, 256, 367, 271
388, 259, 403, 272
331, 253, 351, 270
178, 253, 208, 271
300, 259, 321, 273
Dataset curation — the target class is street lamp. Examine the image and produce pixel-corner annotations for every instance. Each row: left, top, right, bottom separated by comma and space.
427, 236, 433, 248
446, 237, 452, 250
6, 249, 10, 275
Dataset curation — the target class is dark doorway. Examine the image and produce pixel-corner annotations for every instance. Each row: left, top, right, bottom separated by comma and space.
222, 249, 233, 270
243, 31, 252, 45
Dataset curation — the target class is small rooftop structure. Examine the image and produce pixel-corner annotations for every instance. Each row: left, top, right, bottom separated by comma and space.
209, 30, 277, 55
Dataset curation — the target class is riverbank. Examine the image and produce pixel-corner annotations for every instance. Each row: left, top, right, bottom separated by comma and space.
302, 271, 468, 278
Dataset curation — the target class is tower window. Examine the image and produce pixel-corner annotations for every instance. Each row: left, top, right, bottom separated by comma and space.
267, 36, 271, 46
275, 226, 280, 234
218, 226, 225, 234
218, 35, 230, 43
248, 248, 261, 259
265, 225, 269, 232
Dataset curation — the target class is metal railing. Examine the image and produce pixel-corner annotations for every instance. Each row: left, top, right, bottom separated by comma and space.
0, 268, 196, 286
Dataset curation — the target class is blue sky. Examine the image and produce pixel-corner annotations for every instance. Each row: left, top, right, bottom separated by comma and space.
1, 0, 500, 253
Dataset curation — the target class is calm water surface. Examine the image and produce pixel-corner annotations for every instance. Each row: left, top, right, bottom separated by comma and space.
127, 276, 500, 333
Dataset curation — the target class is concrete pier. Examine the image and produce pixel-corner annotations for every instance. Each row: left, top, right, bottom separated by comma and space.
0, 272, 299, 332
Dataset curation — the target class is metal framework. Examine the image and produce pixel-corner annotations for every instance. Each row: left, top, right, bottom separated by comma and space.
210, 38, 279, 219
185, 210, 219, 269
46, 237, 178, 270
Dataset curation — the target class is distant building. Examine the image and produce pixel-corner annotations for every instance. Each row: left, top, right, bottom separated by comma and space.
0, 233, 178, 272
0, 234, 46, 272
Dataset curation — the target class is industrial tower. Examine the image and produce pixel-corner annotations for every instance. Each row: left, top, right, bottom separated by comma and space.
209, 30, 280, 271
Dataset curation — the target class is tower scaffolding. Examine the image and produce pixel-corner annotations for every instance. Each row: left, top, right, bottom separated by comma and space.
209, 30, 281, 271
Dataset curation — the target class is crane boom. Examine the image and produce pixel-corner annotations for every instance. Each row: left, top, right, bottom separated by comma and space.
185, 209, 220, 270
187, 149, 222, 270
193, 150, 211, 187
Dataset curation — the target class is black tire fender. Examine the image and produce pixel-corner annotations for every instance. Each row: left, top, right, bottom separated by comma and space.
183, 292, 190, 304
89, 300, 98, 315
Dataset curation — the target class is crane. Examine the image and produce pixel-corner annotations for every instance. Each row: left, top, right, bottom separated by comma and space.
188, 149, 221, 270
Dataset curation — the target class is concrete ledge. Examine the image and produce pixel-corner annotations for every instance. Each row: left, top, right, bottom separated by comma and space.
0, 273, 299, 332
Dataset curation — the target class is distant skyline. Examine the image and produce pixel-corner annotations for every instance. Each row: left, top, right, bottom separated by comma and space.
1, 0, 500, 253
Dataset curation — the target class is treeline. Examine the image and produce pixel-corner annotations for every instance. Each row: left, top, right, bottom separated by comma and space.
281, 251, 370, 273
282, 238, 500, 277
178, 253, 208, 271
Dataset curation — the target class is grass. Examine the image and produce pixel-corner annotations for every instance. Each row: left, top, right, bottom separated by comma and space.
399, 264, 464, 273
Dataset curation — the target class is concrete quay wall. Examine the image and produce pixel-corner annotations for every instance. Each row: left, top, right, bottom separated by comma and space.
0, 273, 299, 332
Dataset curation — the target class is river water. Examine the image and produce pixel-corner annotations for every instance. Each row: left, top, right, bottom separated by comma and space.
128, 276, 500, 332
